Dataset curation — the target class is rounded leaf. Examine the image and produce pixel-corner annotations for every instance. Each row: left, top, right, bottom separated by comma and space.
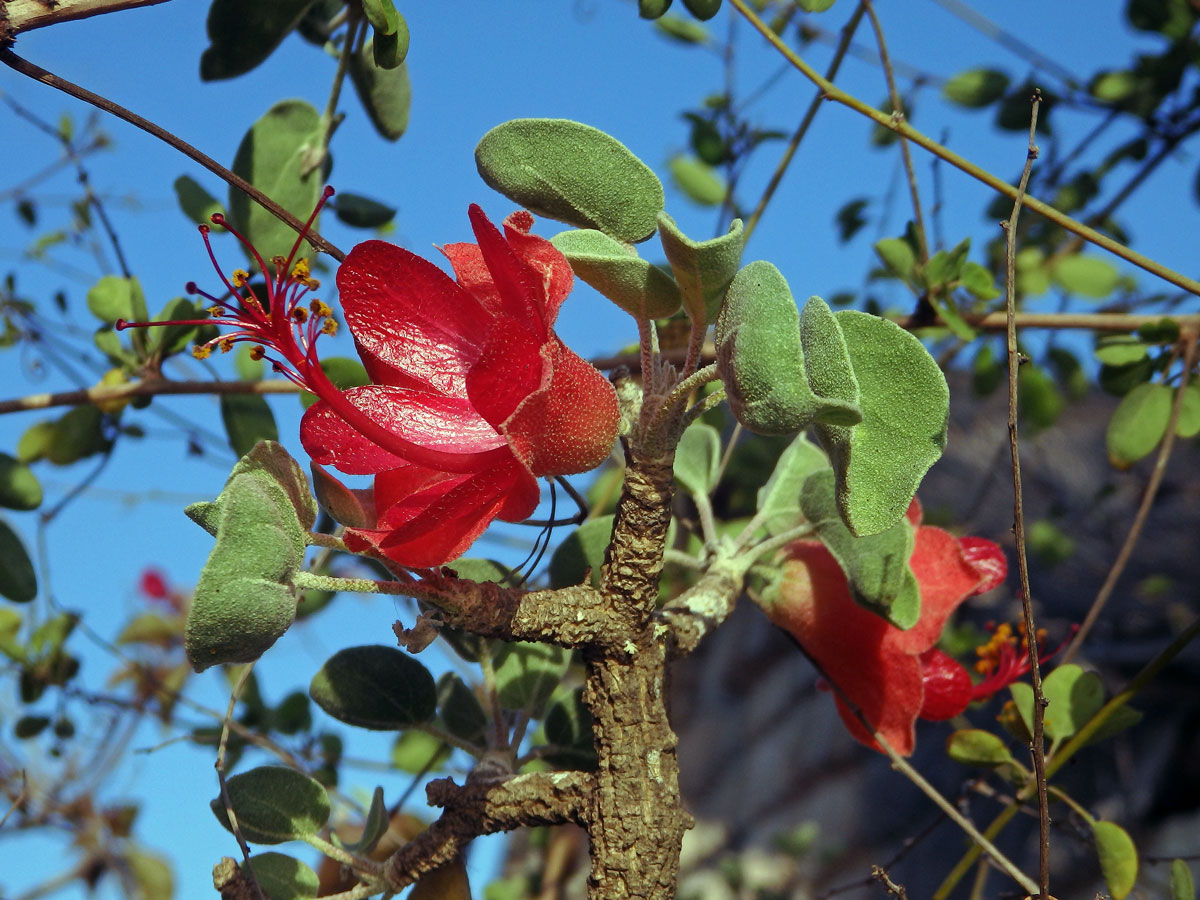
437, 673, 487, 744
1172, 859, 1195, 900
639, 0, 673, 18
350, 41, 411, 141
1093, 820, 1138, 900
310, 645, 437, 730
673, 423, 721, 498
221, 394, 280, 458
0, 520, 37, 603
814, 311, 949, 536
551, 229, 682, 320
668, 154, 726, 206
333, 192, 397, 229
549, 515, 615, 589
493, 641, 570, 715
1041, 663, 1105, 742
945, 729, 1015, 767
658, 212, 744, 325
391, 729, 451, 773
0, 454, 42, 511
1107, 382, 1172, 469
244, 853, 319, 900
200, 0, 314, 81
942, 68, 1010, 108
1053, 254, 1121, 299
476, 119, 664, 242
229, 100, 324, 263
681, 0, 721, 19
174, 175, 224, 225
755, 435, 830, 536
210, 766, 330, 844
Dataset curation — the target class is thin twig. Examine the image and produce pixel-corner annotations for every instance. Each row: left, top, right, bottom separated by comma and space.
726, 0, 1200, 298
862, 0, 927, 262
216, 664, 267, 900
0, 49, 346, 263
1061, 326, 1200, 663
743, 1, 867, 240
1002, 87, 1050, 900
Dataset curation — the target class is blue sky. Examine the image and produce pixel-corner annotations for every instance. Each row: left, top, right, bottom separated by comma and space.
1, 2, 1197, 898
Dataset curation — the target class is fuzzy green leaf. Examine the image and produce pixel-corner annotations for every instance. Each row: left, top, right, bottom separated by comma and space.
715, 263, 861, 436
551, 229, 681, 320
1041, 663, 1105, 743
310, 645, 437, 730
87, 275, 148, 326
1172, 859, 1195, 900
674, 423, 721, 498
549, 515, 614, 589
945, 729, 1015, 767
174, 175, 224, 225
333, 192, 397, 229
657, 212, 744, 325
477, 119, 663, 242
437, 673, 487, 745
221, 395, 279, 458
814, 311, 948, 536
800, 469, 919, 628
668, 154, 726, 206
541, 687, 597, 769
755, 435, 830, 536
338, 787, 389, 855
391, 730, 450, 774
942, 68, 1010, 108
493, 642, 570, 715
1053, 254, 1121, 299
210, 767, 330, 844
229, 100, 324, 263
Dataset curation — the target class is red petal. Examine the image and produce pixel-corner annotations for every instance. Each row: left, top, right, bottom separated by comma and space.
917, 648, 973, 720
350, 460, 537, 567
501, 337, 620, 476
441, 241, 506, 319
959, 536, 1008, 594
337, 240, 489, 395
894, 526, 985, 654
502, 210, 573, 324
770, 543, 922, 755
464, 313, 546, 429
467, 205, 545, 327
300, 385, 507, 475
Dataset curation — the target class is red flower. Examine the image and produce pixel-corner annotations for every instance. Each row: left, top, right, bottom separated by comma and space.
121, 194, 619, 568
764, 501, 1010, 755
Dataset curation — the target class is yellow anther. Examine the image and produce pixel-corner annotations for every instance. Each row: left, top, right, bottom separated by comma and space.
192, 345, 213, 360
207, 306, 223, 317
292, 307, 309, 323
292, 258, 311, 279
231, 269, 250, 287
249, 346, 266, 361
218, 336, 235, 353
310, 299, 332, 318
321, 319, 339, 336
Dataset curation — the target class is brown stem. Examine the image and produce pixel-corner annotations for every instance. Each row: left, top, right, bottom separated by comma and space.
0, 49, 346, 263
1002, 89, 1050, 900
2, 0, 168, 35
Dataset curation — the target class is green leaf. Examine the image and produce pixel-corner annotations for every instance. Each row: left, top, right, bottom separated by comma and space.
309, 645, 437, 729
87, 275, 148, 326
1106, 382, 1172, 468
814, 310, 948, 536
350, 40, 411, 140
1018, 365, 1064, 430
668, 154, 726, 206
45, 405, 111, 466
235, 343, 264, 382
391, 729, 451, 773
654, 15, 710, 44
150, 297, 203, 358
199, 0, 314, 81
174, 175, 223, 225
1027, 519, 1075, 566
244, 853, 319, 900
1053, 254, 1121, 299
873, 237, 915, 283
437, 673, 487, 745
551, 229, 682, 320
16, 421, 56, 464
0, 607, 24, 660
492, 642, 570, 715
1091, 70, 1139, 103
942, 68, 1010, 108
117, 612, 182, 647
1093, 820, 1138, 900
755, 435, 829, 536
229, 99, 324, 263
681, 0, 721, 19
715, 265, 861, 436
1176, 384, 1200, 438
210, 766, 330, 844
338, 787, 389, 855
476, 119, 664, 242
1172, 859, 1195, 900
309, 464, 375, 529
834, 198, 869, 243
14, 715, 50, 739
639, 0, 673, 18
0, 520, 37, 603
945, 729, 1015, 767
1041, 663, 1104, 742
797, 0, 837, 10
801, 469, 919, 628
674, 423, 721, 498
0, 453, 42, 511
923, 237, 970, 289
361, 0, 400, 35
960, 261, 1000, 300
549, 515, 614, 589
221, 394, 279, 457
333, 192, 397, 229
657, 212, 744, 325
124, 847, 173, 900
300, 357, 370, 409
1095, 335, 1149, 366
